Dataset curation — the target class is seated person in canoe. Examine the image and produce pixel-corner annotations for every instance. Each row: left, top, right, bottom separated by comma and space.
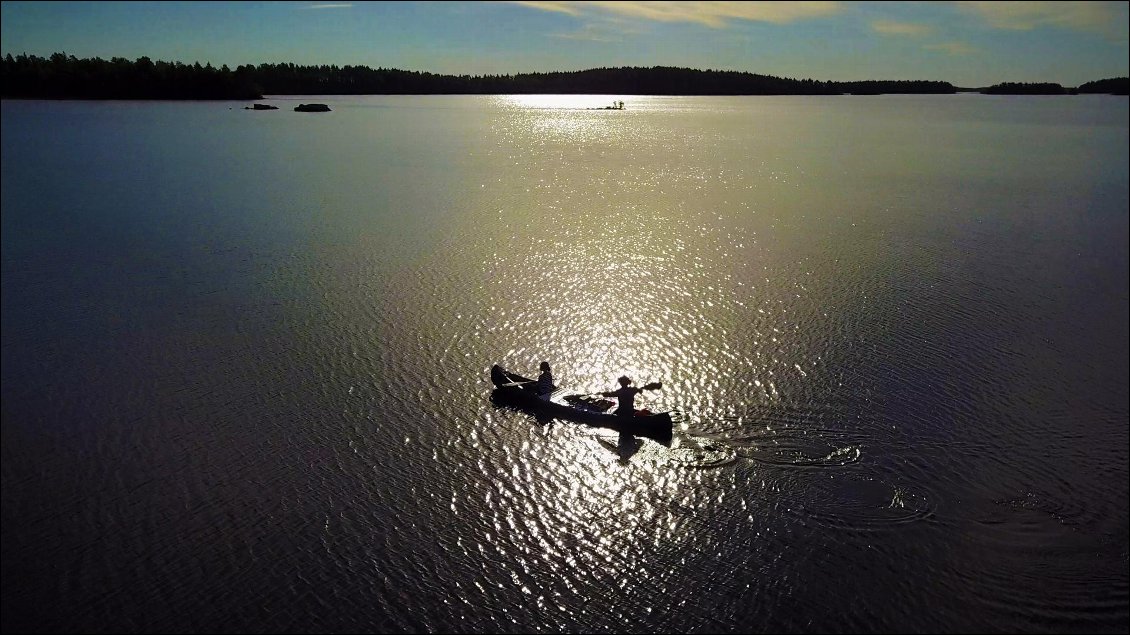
601, 375, 662, 416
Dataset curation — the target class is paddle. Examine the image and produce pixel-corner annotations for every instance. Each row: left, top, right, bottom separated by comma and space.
573, 381, 662, 399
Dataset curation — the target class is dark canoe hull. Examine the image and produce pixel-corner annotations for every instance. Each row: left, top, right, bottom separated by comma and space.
490, 364, 673, 441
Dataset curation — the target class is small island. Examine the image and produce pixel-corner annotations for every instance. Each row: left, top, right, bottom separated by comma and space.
294, 103, 331, 112
244, 103, 278, 110
587, 100, 625, 110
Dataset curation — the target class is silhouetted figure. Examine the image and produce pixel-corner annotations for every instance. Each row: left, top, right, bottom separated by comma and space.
536, 361, 555, 399
602, 375, 661, 416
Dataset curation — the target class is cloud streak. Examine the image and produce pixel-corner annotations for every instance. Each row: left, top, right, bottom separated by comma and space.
959, 1, 1127, 39
549, 20, 636, 42
514, 1, 583, 17
550, 29, 619, 42
871, 20, 930, 36
924, 41, 977, 56
512, 1, 842, 28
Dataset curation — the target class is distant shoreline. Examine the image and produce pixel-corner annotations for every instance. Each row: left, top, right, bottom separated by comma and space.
3, 53, 1127, 100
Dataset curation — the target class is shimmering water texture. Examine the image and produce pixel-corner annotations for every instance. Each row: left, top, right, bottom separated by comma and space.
2, 94, 1127, 633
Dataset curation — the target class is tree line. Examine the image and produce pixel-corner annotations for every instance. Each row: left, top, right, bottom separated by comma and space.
2, 53, 957, 98
3, 53, 1125, 99
983, 82, 1069, 95
1077, 77, 1130, 95
983, 78, 1129, 95
1, 52, 261, 99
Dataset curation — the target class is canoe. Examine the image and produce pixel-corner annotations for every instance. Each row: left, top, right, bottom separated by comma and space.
490, 364, 673, 441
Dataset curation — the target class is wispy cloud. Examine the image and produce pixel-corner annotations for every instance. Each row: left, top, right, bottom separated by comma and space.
871, 19, 930, 36
550, 26, 621, 42
303, 3, 353, 9
549, 18, 642, 42
515, 1, 583, 17
924, 41, 977, 56
958, 1, 1127, 39
512, 1, 842, 28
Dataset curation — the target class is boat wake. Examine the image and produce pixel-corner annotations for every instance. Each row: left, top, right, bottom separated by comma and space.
726, 429, 864, 468
664, 435, 739, 469
789, 474, 936, 532
675, 410, 863, 469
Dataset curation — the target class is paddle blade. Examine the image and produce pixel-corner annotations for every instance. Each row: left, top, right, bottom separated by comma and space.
642, 381, 662, 390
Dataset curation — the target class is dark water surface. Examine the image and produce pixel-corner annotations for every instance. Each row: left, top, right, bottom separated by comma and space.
2, 94, 1127, 633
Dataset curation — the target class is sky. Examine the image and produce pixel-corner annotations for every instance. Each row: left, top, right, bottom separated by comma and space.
1, 1, 1127, 87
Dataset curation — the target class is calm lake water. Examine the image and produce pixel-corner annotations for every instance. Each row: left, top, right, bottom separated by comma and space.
2, 94, 1127, 633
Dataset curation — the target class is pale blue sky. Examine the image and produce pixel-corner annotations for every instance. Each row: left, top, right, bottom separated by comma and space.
2, 1, 1127, 87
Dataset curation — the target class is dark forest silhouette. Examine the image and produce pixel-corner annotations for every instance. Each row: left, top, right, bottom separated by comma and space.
2, 53, 1125, 99
982, 82, 1069, 95
1, 53, 261, 99
983, 78, 1129, 95
1, 53, 954, 98
1077, 77, 1130, 95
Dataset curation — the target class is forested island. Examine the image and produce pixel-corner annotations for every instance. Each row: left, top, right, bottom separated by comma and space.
980, 78, 1129, 95
1077, 77, 1130, 95
983, 82, 1069, 95
1, 53, 1126, 99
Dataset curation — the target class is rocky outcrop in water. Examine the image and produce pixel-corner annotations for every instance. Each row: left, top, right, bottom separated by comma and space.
294, 103, 331, 112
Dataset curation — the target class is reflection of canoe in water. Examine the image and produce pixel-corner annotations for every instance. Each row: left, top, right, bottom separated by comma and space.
490, 364, 673, 441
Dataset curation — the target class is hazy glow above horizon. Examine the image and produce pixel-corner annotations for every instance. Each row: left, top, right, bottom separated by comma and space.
0, 1, 1126, 87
